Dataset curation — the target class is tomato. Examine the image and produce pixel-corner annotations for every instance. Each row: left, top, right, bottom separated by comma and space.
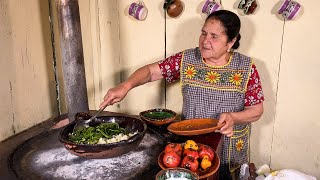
183, 148, 199, 160
198, 144, 214, 161
163, 151, 181, 168
164, 143, 183, 156
181, 156, 199, 172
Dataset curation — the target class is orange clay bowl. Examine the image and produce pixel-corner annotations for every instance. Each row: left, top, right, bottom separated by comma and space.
139, 108, 177, 126
158, 143, 220, 179
167, 118, 224, 136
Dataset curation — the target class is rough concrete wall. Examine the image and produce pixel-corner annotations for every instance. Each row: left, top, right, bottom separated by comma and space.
0, 0, 15, 140
0, 0, 58, 141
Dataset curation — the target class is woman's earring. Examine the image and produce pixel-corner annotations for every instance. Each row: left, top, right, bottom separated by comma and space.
227, 48, 230, 52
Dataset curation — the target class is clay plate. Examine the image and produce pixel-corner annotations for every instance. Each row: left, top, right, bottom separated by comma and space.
158, 143, 220, 179
167, 118, 224, 136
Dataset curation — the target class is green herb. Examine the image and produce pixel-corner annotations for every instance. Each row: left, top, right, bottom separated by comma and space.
143, 111, 174, 120
68, 122, 128, 144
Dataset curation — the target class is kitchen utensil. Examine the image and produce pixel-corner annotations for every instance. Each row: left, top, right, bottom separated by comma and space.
167, 118, 224, 136
73, 105, 107, 132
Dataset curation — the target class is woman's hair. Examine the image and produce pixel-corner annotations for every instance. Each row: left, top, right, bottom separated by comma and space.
205, 10, 241, 49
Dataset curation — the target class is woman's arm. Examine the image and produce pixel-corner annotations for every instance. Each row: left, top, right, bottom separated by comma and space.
217, 102, 264, 137
99, 62, 162, 108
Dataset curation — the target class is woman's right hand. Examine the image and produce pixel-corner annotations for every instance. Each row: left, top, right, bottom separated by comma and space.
99, 83, 130, 109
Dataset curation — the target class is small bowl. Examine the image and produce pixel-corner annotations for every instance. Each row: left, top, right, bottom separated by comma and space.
59, 113, 147, 159
139, 108, 177, 126
156, 168, 199, 180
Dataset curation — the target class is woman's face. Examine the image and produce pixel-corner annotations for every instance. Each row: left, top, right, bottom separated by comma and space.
199, 19, 234, 60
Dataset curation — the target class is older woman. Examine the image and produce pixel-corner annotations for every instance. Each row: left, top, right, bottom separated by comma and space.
100, 10, 264, 179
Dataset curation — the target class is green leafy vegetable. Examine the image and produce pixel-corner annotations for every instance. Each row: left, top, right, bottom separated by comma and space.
69, 122, 128, 144
143, 111, 174, 120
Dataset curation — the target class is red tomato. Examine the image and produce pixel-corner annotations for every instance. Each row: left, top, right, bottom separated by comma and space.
183, 148, 199, 160
164, 143, 183, 156
163, 151, 181, 168
198, 144, 214, 161
181, 156, 199, 172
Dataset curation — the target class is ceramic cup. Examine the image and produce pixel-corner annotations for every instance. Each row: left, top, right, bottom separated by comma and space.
238, 0, 257, 15
278, 0, 301, 20
128, 2, 148, 21
278, 0, 291, 14
202, 0, 222, 16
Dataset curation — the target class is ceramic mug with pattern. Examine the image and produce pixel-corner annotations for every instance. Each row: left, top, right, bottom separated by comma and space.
278, 0, 301, 20
128, 1, 148, 21
278, 0, 291, 14
238, 0, 257, 15
202, 0, 222, 16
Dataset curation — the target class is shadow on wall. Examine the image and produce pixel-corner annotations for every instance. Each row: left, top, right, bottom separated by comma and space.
39, 0, 59, 116
165, 16, 203, 115
251, 58, 276, 164
117, 55, 167, 115
83, 0, 121, 112
237, 15, 276, 163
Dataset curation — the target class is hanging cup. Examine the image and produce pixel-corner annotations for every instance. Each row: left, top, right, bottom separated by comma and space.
128, 1, 148, 21
238, 0, 258, 15
278, 0, 301, 20
202, 0, 222, 16
278, 0, 291, 14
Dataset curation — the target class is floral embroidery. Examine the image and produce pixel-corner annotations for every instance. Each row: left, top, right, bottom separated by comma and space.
229, 73, 243, 86
184, 66, 197, 79
236, 139, 244, 151
205, 71, 220, 84
158, 53, 264, 105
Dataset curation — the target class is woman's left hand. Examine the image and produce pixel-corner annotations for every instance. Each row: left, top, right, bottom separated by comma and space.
217, 112, 235, 137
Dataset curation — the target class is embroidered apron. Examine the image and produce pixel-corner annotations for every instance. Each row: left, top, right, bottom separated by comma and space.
180, 47, 252, 178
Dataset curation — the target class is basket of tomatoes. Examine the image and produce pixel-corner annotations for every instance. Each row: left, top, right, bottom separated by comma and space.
158, 140, 220, 179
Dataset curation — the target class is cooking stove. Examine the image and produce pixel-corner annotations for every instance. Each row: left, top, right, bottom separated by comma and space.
1, 112, 221, 180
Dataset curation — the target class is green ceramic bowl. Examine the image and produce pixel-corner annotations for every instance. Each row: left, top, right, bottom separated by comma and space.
156, 168, 199, 180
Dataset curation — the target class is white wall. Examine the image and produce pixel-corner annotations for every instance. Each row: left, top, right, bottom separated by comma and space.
78, 0, 319, 177
1, 0, 319, 178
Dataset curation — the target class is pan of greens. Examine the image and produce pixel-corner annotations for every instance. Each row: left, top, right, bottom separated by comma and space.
59, 112, 147, 159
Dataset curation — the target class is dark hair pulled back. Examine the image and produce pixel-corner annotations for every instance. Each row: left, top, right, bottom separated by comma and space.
205, 10, 241, 49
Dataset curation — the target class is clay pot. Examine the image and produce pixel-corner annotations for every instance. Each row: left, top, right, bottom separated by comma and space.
59, 113, 147, 159
139, 108, 177, 126
238, 0, 258, 15
167, 0, 184, 18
